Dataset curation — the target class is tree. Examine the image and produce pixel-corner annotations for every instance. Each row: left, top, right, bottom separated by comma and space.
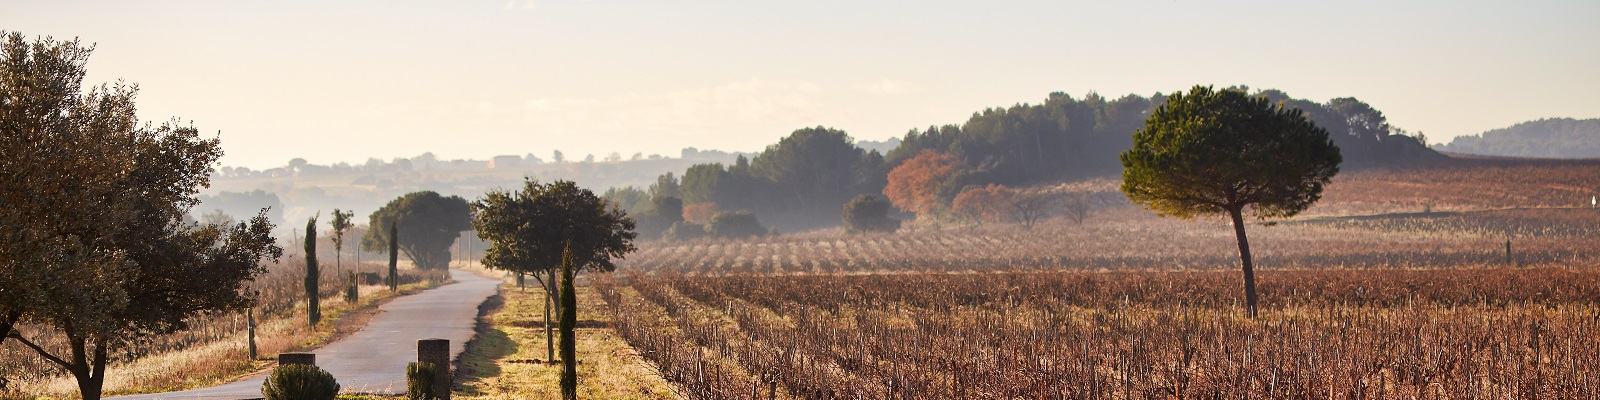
682, 202, 720, 224
600, 186, 651, 215
329, 209, 354, 274
952, 184, 1015, 226
634, 196, 683, 241
1009, 189, 1051, 229
884, 150, 966, 219
361, 191, 471, 270
1120, 85, 1341, 318
663, 221, 708, 242
473, 179, 637, 359
706, 211, 767, 239
750, 126, 880, 227
650, 172, 680, 199
1060, 191, 1099, 225
0, 31, 282, 399
305, 215, 321, 326
388, 222, 399, 291
843, 194, 900, 233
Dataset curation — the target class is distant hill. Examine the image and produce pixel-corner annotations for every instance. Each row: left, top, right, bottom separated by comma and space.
1436, 118, 1600, 159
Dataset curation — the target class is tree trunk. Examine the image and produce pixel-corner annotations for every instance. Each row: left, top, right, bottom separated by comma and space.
560, 255, 578, 399
0, 310, 20, 345
1229, 208, 1260, 318
545, 287, 554, 363
247, 308, 257, 360
548, 269, 563, 320
62, 333, 107, 400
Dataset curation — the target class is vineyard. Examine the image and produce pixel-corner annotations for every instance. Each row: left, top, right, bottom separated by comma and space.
599, 159, 1600, 398
618, 206, 1600, 275
598, 268, 1599, 398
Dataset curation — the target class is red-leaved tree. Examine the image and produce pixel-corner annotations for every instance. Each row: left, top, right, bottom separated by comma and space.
682, 202, 720, 224
952, 184, 1017, 226
883, 150, 965, 218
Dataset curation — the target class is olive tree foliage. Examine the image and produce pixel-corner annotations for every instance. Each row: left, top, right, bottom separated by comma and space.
472, 179, 636, 317
361, 191, 471, 270
0, 31, 282, 400
1120, 85, 1340, 318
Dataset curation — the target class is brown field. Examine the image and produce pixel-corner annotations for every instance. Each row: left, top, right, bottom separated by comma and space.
604, 158, 1600, 398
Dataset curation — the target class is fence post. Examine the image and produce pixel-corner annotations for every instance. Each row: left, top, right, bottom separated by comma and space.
247, 308, 257, 360
418, 338, 451, 400
1506, 240, 1512, 265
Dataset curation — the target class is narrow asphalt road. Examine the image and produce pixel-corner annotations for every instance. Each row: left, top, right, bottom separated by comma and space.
110, 269, 500, 400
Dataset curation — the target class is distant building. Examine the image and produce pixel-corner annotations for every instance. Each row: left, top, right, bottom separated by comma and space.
489, 155, 522, 169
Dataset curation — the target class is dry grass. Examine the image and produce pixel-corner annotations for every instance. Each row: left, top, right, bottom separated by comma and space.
453, 271, 676, 400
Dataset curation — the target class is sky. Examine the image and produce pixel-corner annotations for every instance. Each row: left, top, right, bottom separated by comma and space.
7, 0, 1598, 170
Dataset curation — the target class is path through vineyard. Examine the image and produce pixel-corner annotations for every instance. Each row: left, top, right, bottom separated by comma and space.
108, 269, 500, 399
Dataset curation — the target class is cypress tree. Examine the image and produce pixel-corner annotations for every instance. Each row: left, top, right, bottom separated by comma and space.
305, 216, 320, 326
388, 221, 399, 291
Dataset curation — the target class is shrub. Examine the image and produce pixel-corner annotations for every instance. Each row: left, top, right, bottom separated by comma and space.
406, 361, 441, 400
662, 221, 708, 242
706, 211, 766, 239
261, 364, 339, 400
345, 271, 359, 303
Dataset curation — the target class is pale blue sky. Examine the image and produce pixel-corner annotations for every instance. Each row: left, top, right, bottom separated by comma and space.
8, 0, 1598, 169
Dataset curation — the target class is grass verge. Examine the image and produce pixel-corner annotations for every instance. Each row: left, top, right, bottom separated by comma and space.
454, 273, 676, 399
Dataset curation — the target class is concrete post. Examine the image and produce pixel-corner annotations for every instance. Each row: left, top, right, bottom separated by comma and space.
279, 352, 315, 366
418, 338, 451, 399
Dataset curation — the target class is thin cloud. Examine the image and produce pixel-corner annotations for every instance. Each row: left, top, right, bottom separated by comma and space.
859, 78, 916, 96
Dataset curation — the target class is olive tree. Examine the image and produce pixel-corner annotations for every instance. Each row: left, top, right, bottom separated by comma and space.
1120, 85, 1341, 318
0, 31, 281, 399
473, 179, 636, 361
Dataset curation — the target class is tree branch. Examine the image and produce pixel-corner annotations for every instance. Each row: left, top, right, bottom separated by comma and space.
8, 332, 73, 370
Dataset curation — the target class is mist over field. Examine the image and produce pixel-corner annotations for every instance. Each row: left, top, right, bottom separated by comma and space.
5, 1, 1599, 399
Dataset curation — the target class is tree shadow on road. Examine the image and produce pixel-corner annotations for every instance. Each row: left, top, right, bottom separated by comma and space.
453, 292, 514, 396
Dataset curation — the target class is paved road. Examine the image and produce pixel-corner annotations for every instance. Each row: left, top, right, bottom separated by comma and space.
111, 269, 500, 400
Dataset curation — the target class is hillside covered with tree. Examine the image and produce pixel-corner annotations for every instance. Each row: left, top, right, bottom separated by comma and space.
632, 87, 1443, 234
1436, 118, 1600, 159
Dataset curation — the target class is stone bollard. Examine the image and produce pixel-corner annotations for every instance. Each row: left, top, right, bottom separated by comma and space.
279, 352, 315, 366
418, 338, 451, 400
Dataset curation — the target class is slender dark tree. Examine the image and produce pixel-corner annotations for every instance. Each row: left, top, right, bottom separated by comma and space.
559, 243, 578, 399
388, 222, 399, 291
1120, 85, 1341, 318
305, 215, 321, 326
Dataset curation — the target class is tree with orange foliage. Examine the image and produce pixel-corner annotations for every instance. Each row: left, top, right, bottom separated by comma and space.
952, 184, 1017, 226
883, 150, 966, 218
683, 202, 720, 224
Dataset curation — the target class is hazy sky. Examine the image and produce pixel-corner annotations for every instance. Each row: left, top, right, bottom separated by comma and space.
8, 1, 1598, 170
